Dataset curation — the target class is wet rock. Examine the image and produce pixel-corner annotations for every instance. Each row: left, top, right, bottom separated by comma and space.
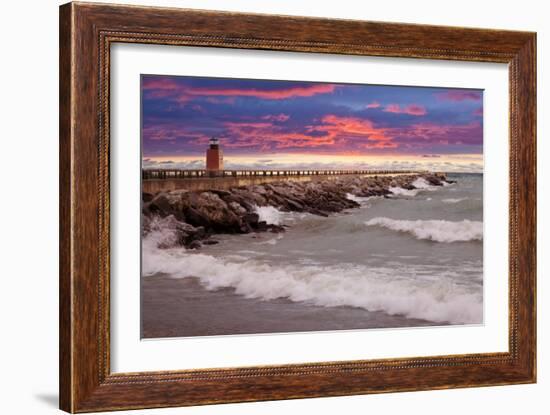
148, 194, 172, 216
187, 240, 202, 250
425, 175, 444, 186
228, 201, 247, 216
256, 221, 268, 232
184, 206, 211, 228
210, 189, 232, 198
268, 224, 286, 233
242, 212, 260, 228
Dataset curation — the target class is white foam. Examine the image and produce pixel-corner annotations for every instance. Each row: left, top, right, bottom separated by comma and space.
141, 239, 482, 324
257, 234, 284, 245
142, 215, 181, 250
442, 198, 467, 204
346, 193, 374, 205
389, 177, 440, 198
365, 217, 483, 243
389, 186, 419, 197
411, 177, 434, 189
254, 205, 284, 225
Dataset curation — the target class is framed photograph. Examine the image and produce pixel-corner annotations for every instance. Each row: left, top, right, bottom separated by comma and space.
59, 2, 536, 412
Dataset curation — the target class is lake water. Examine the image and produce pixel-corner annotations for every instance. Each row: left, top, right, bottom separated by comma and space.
142, 173, 483, 336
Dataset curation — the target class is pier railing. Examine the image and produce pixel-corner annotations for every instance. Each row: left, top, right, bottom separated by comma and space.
142, 169, 424, 180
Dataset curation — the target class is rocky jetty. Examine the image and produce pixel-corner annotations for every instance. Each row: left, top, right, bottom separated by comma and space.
142, 172, 450, 249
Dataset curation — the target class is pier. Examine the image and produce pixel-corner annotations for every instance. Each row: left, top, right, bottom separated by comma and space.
142, 169, 425, 194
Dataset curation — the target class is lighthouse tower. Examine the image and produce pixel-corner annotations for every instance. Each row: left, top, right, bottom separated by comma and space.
206, 137, 224, 175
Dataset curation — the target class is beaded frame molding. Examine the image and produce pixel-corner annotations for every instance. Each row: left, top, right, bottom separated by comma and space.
59, 2, 536, 412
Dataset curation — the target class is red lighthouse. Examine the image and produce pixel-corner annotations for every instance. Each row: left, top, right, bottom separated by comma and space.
206, 137, 224, 175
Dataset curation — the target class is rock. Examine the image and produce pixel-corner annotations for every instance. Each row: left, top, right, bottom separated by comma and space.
148, 194, 172, 216
268, 224, 285, 233
142, 192, 154, 202
425, 175, 443, 186
184, 206, 211, 228
286, 199, 305, 211
228, 201, 247, 216
187, 240, 202, 250
210, 189, 232, 198
242, 212, 260, 228
202, 239, 219, 245
256, 221, 268, 231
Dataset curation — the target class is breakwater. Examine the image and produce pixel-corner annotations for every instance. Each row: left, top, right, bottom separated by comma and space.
142, 172, 452, 249
142, 169, 424, 193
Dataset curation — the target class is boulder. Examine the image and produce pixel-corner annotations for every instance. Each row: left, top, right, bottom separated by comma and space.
242, 212, 260, 228
187, 240, 202, 250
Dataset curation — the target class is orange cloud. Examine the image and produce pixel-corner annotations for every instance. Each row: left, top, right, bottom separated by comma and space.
315, 115, 396, 148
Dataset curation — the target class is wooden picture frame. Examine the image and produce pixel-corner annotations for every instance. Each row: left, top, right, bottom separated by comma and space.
59, 2, 536, 412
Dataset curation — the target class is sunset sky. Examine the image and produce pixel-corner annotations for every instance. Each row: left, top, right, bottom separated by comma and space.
141, 75, 483, 172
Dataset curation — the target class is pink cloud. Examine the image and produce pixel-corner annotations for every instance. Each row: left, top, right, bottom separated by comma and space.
366, 101, 381, 109
436, 90, 482, 102
221, 120, 334, 149
393, 121, 482, 146
473, 107, 483, 116
143, 123, 209, 143
261, 114, 290, 122
219, 115, 481, 152
405, 105, 428, 116
141, 78, 177, 91
141, 78, 180, 99
186, 84, 338, 100
142, 78, 338, 104
383, 104, 427, 116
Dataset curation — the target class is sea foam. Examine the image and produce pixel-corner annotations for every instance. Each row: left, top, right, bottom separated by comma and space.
442, 198, 467, 204
346, 193, 374, 205
365, 217, 483, 243
254, 205, 284, 225
389, 177, 437, 197
141, 237, 482, 324
389, 187, 419, 197
411, 177, 434, 189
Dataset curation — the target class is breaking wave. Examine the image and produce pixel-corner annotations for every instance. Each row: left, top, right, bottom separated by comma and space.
346, 193, 375, 205
365, 217, 483, 243
389, 177, 438, 197
389, 187, 419, 197
142, 237, 482, 324
254, 205, 284, 225
411, 177, 434, 189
